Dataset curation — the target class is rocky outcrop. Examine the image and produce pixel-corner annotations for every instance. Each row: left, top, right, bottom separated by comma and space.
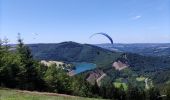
86, 69, 105, 85
112, 60, 129, 71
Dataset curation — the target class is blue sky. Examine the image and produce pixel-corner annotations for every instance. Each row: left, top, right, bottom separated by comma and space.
0, 0, 170, 44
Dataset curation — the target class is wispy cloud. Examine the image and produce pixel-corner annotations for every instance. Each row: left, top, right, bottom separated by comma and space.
132, 15, 141, 20
32, 33, 38, 35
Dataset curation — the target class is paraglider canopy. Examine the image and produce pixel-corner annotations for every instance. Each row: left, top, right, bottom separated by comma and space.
90, 32, 113, 44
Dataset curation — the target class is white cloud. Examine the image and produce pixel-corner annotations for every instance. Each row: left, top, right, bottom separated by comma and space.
132, 15, 141, 20
32, 33, 38, 35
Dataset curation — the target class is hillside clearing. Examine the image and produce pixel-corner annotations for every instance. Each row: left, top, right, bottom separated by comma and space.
136, 77, 146, 82
114, 82, 128, 90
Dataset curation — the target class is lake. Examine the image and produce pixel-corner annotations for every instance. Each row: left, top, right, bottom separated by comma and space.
72, 62, 97, 74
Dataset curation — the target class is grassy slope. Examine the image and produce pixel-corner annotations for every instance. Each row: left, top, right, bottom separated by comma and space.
114, 82, 128, 90
0, 88, 104, 100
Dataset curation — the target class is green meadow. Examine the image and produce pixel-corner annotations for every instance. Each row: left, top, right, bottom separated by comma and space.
0, 88, 104, 100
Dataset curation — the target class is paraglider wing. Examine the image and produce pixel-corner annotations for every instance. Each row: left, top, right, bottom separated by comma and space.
90, 32, 113, 44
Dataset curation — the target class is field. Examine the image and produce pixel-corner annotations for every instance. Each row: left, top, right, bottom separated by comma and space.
114, 82, 128, 90
0, 88, 104, 100
136, 77, 146, 82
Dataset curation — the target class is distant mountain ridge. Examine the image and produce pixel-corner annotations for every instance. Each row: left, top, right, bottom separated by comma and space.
95, 43, 170, 57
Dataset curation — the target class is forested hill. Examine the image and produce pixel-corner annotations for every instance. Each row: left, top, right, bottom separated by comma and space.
27, 42, 170, 71
28, 41, 122, 68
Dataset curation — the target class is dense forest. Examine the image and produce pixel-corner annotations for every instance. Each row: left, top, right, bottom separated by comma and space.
0, 36, 170, 100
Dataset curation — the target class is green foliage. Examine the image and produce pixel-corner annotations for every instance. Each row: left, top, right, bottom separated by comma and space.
15, 35, 46, 91
127, 86, 146, 100
35, 62, 48, 78
0, 52, 20, 88
0, 38, 20, 88
91, 82, 100, 96
0, 36, 46, 91
71, 75, 94, 97
44, 65, 72, 94
165, 83, 170, 100
148, 88, 161, 100
114, 82, 128, 90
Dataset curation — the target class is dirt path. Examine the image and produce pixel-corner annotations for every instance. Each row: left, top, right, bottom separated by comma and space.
96, 73, 106, 86
15, 89, 78, 98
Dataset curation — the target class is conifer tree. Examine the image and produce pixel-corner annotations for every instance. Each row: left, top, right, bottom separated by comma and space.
0, 38, 3, 65
148, 88, 162, 100
166, 84, 170, 100
0, 37, 20, 88
16, 33, 45, 90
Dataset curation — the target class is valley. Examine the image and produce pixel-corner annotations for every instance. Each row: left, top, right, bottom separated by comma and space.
27, 42, 170, 90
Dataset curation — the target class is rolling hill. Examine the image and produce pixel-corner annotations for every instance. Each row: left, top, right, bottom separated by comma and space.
28, 41, 122, 68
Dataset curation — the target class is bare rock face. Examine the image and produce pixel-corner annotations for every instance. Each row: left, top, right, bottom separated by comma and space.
112, 53, 129, 71
86, 69, 105, 85
112, 60, 129, 71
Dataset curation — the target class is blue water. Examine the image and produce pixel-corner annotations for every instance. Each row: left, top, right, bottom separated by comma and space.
73, 62, 96, 74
